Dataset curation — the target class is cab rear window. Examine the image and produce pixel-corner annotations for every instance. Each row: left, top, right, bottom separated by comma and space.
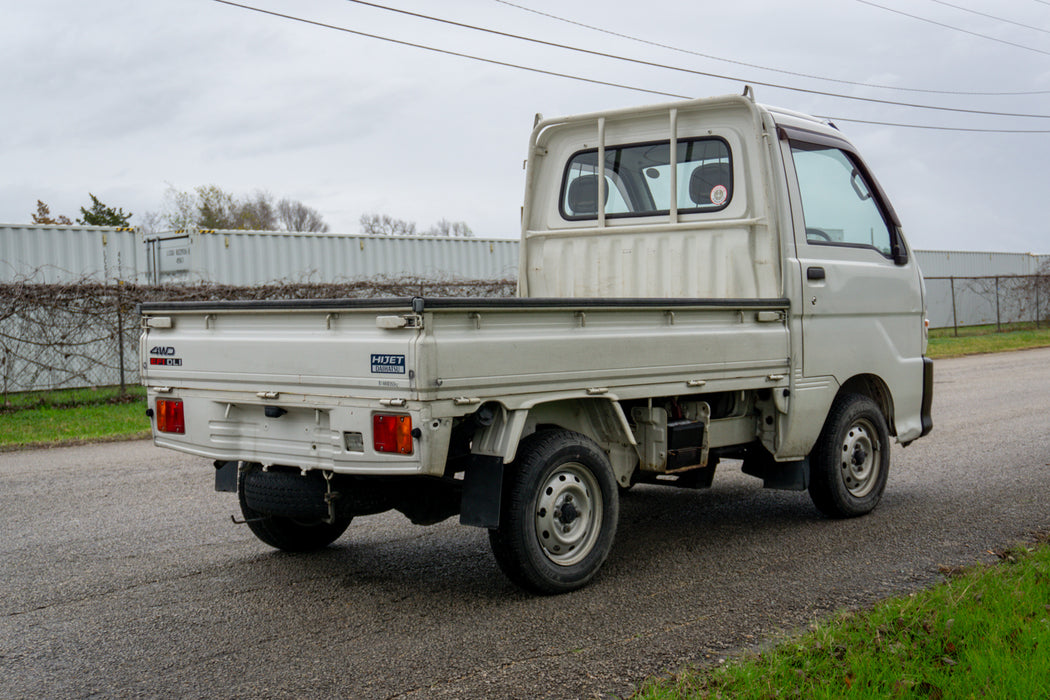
560, 137, 732, 220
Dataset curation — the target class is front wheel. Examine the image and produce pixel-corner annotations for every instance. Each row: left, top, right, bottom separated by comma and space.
488, 431, 619, 594
808, 394, 890, 518
238, 463, 352, 552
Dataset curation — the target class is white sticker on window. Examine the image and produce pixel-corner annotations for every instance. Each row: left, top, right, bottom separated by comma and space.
710, 185, 728, 206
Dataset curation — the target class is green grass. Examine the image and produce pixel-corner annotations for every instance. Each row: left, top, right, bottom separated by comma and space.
0, 386, 150, 450
634, 539, 1050, 699
927, 322, 1050, 359
2, 384, 146, 410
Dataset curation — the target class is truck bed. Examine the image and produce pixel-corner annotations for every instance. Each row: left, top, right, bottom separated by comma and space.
141, 295, 791, 401
140, 296, 791, 473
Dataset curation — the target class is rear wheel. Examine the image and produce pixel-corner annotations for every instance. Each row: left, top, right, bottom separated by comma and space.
238, 463, 352, 552
488, 431, 619, 594
808, 394, 890, 518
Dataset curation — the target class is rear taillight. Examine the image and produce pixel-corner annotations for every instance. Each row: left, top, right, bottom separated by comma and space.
373, 413, 413, 454
156, 398, 185, 434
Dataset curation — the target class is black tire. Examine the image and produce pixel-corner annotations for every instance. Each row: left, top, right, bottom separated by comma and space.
488, 431, 619, 594
237, 463, 352, 552
808, 394, 890, 518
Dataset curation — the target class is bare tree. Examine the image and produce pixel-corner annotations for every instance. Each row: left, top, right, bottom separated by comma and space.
278, 199, 330, 232
160, 185, 329, 232
360, 213, 417, 236
425, 219, 474, 237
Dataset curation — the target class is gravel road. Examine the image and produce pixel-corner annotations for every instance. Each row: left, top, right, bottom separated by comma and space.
2, 348, 1049, 699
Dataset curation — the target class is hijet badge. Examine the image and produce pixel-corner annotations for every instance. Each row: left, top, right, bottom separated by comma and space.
371, 354, 406, 374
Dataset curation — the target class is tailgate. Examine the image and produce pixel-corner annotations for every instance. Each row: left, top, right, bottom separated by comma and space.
140, 299, 421, 399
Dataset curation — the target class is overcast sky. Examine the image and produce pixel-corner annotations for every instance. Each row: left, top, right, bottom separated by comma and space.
2, 0, 1048, 253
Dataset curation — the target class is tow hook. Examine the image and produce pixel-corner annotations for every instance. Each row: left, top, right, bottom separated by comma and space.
322, 471, 340, 525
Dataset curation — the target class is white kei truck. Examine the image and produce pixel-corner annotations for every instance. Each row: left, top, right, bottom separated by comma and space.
140, 91, 933, 594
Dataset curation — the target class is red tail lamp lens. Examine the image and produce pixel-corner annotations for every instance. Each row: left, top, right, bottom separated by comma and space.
156, 398, 185, 434
373, 413, 413, 454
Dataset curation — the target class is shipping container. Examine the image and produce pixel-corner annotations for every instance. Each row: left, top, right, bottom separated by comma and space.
0, 224, 144, 282
144, 229, 519, 284
913, 249, 1044, 278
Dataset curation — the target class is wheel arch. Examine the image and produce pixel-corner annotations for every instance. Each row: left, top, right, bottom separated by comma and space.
838, 373, 896, 436
471, 397, 639, 486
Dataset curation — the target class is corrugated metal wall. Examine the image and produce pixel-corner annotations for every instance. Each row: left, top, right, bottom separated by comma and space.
147, 229, 520, 284
2, 225, 520, 284
914, 250, 1043, 278
0, 224, 143, 282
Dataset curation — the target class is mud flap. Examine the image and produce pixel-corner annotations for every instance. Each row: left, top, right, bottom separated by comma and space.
460, 455, 504, 529
742, 454, 810, 491
214, 460, 238, 492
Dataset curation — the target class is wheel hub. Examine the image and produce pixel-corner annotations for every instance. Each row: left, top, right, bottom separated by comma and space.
840, 420, 880, 498
557, 499, 579, 525
534, 463, 603, 567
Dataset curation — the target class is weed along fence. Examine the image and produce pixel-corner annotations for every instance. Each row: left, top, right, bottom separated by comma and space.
916, 250, 1050, 331
924, 275, 1050, 332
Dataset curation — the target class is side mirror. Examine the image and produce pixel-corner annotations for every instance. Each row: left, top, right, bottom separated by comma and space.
892, 231, 909, 266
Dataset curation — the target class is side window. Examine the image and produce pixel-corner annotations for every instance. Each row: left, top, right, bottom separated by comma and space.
790, 144, 893, 256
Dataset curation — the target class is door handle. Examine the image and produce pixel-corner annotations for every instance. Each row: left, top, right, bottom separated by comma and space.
807, 266, 826, 281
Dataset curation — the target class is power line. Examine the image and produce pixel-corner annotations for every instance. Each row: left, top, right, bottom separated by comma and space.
490, 0, 1050, 96
211, 0, 688, 100
856, 0, 1050, 56
924, 0, 1050, 35
334, 0, 1050, 119
214, 0, 1050, 129
819, 115, 1050, 133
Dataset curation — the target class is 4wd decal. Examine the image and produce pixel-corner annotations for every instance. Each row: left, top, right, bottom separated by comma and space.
149, 346, 182, 366
371, 354, 406, 374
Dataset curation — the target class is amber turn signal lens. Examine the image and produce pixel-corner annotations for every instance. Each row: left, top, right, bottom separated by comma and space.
373, 413, 413, 454
156, 398, 185, 434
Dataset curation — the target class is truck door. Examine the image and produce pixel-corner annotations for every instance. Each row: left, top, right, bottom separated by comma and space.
781, 129, 926, 442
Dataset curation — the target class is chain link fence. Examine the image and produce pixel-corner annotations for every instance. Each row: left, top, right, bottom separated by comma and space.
924, 274, 1050, 334
0, 276, 516, 399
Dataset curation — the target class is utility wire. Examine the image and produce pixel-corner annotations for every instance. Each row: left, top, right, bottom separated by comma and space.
212, 0, 688, 99
490, 0, 1050, 96
856, 0, 1050, 56
818, 115, 1050, 133
924, 0, 1050, 35
334, 0, 1050, 119
213, 0, 1050, 131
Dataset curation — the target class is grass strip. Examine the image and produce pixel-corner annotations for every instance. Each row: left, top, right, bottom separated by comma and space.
0, 400, 150, 451
927, 323, 1050, 359
633, 539, 1050, 699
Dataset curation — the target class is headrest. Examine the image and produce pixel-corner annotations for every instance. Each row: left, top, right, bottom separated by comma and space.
688, 163, 732, 206
566, 175, 608, 215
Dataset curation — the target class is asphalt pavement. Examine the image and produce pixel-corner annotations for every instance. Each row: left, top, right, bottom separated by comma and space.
2, 348, 1049, 699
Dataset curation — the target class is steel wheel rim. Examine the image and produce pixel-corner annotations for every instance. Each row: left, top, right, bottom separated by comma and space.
840, 418, 880, 498
534, 462, 603, 567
